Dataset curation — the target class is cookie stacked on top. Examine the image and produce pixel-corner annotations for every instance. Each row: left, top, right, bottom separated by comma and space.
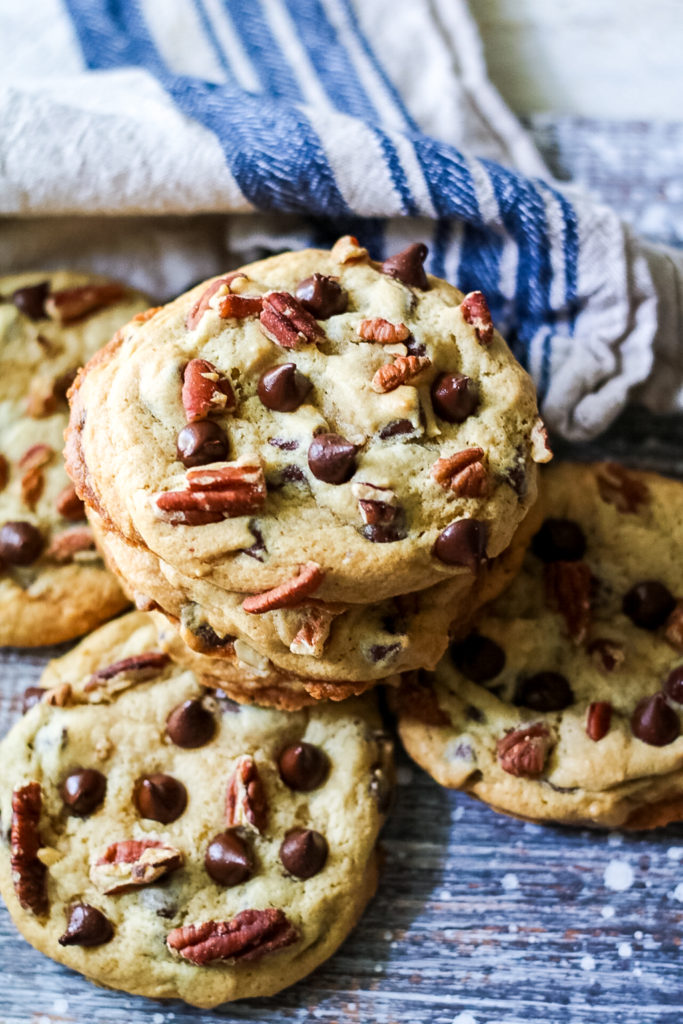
64, 238, 547, 705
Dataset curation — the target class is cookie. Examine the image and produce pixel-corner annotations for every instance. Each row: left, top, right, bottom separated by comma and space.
0, 612, 392, 1006
65, 239, 544, 614
395, 462, 683, 829
87, 498, 540, 692
0, 272, 149, 645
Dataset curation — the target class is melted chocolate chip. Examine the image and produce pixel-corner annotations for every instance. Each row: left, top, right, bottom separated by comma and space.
166, 699, 216, 748
514, 672, 574, 712
307, 433, 357, 484
176, 421, 229, 468
12, 281, 49, 320
60, 768, 106, 815
280, 465, 306, 484
279, 828, 328, 879
432, 519, 488, 569
258, 363, 312, 412
193, 622, 235, 650
430, 373, 479, 423
532, 518, 586, 563
58, 903, 113, 947
664, 667, 683, 705
622, 581, 676, 630
22, 686, 44, 714
205, 829, 253, 886
450, 633, 505, 683
296, 273, 348, 318
278, 742, 329, 791
268, 437, 299, 450
381, 243, 429, 289
0, 521, 44, 566
631, 692, 680, 746
241, 521, 266, 561
361, 506, 407, 544
135, 773, 187, 823
379, 419, 415, 440
368, 642, 402, 663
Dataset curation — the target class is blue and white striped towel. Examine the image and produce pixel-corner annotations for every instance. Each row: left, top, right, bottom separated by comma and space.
1, 0, 681, 439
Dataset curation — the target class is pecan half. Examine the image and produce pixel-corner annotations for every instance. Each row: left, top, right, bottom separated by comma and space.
154, 461, 266, 525
56, 484, 85, 521
596, 462, 649, 514
226, 756, 267, 833
665, 602, 683, 652
181, 358, 235, 422
431, 447, 488, 497
357, 318, 410, 344
167, 909, 298, 965
85, 652, 170, 692
545, 561, 592, 643
586, 701, 612, 742
19, 443, 54, 472
371, 355, 431, 394
260, 292, 323, 349
45, 283, 125, 323
45, 526, 96, 563
217, 294, 264, 319
243, 562, 324, 614
461, 290, 493, 345
497, 723, 553, 777
21, 466, 44, 509
11, 782, 47, 915
91, 840, 182, 894
530, 418, 553, 464
330, 235, 368, 264
587, 638, 624, 672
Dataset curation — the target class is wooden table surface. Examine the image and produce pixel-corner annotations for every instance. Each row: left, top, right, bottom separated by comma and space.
1, 119, 682, 1023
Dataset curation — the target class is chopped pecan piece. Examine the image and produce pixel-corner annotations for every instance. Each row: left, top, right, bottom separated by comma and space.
181, 358, 235, 422
45, 283, 125, 323
132, 306, 162, 323
167, 909, 298, 965
56, 484, 85, 520
0, 454, 7, 492
226, 756, 267, 833
330, 235, 368, 264
186, 277, 233, 330
497, 723, 553, 777
91, 840, 182, 894
596, 462, 649, 514
586, 701, 612, 742
11, 782, 47, 915
587, 638, 624, 672
289, 603, 344, 657
19, 444, 53, 509
85, 652, 170, 692
243, 562, 324, 614
154, 460, 266, 525
260, 292, 323, 349
396, 672, 451, 726
530, 418, 553, 464
217, 294, 264, 318
26, 375, 57, 418
545, 561, 592, 643
19, 443, 54, 472
431, 447, 488, 497
43, 683, 72, 707
371, 354, 431, 394
461, 290, 494, 345
357, 318, 410, 344
351, 481, 406, 542
665, 602, 683, 652
45, 526, 96, 563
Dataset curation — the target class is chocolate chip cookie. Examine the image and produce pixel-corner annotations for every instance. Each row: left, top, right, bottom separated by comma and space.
0, 272, 149, 645
65, 240, 544, 617
0, 611, 392, 1006
395, 462, 683, 829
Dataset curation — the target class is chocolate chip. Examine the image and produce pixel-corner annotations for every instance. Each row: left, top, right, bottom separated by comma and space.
368, 642, 402, 663
430, 373, 479, 423
450, 633, 505, 683
307, 433, 357, 484
622, 581, 676, 630
205, 829, 253, 886
241, 521, 266, 561
631, 692, 680, 746
22, 686, 44, 714
0, 521, 44, 566
58, 903, 113, 947
193, 622, 234, 650
279, 828, 328, 879
296, 273, 348, 318
135, 773, 187, 823
432, 519, 488, 569
379, 419, 415, 439
60, 768, 106, 815
176, 421, 229, 468
278, 742, 329, 791
361, 505, 407, 544
532, 518, 586, 563
12, 281, 49, 320
664, 667, 683, 704
258, 363, 312, 412
166, 699, 216, 748
514, 672, 574, 712
280, 465, 306, 484
381, 243, 429, 289
268, 437, 299, 450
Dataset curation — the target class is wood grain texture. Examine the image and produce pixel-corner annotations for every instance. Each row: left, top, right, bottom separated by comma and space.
1, 119, 683, 1023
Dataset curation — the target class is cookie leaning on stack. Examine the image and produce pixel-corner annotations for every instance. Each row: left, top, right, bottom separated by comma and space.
0, 272, 149, 645
65, 238, 547, 696
395, 462, 683, 830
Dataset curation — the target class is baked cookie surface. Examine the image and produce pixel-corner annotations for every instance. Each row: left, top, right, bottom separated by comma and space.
0, 612, 392, 1006
0, 272, 149, 645
66, 241, 544, 608
395, 462, 683, 829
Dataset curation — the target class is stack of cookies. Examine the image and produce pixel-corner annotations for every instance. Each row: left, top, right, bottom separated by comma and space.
1, 238, 681, 1008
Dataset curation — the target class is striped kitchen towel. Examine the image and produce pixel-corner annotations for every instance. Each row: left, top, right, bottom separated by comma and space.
1, 0, 681, 439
